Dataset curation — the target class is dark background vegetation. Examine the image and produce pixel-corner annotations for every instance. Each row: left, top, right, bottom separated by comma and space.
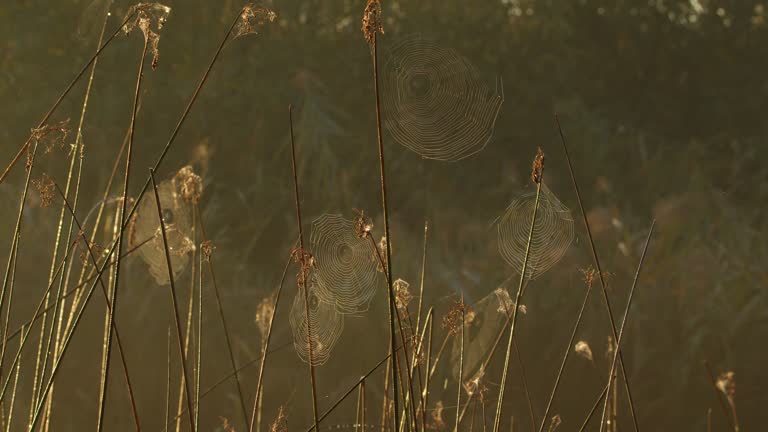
0, 0, 766, 430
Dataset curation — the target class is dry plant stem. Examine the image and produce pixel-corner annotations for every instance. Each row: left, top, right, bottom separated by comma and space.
27, 12, 241, 429
194, 206, 249, 427
175, 215, 197, 432
454, 294, 465, 432
165, 329, 171, 432
0, 242, 74, 403
195, 236, 203, 431
415, 222, 428, 338
513, 341, 536, 431
2, 236, 151, 344
703, 361, 737, 432
150, 169, 196, 431
6, 332, 23, 432
536, 279, 594, 432
0, 142, 38, 378
598, 221, 655, 432
97, 34, 149, 432
371, 32, 401, 432
248, 247, 295, 432
366, 236, 419, 430
492, 177, 543, 432
578, 385, 608, 432
0, 12, 134, 185
287, 105, 321, 432
556, 116, 639, 431
304, 350, 396, 432
51, 182, 140, 427
381, 345, 392, 432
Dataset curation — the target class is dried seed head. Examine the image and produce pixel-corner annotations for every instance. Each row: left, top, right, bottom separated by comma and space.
546, 414, 562, 432
493, 287, 525, 317
219, 416, 236, 432
173, 165, 203, 204
201, 240, 215, 262
574, 340, 594, 362
393, 278, 412, 311
235, 4, 277, 39
373, 235, 390, 273
362, 0, 383, 46
123, 3, 171, 69
291, 246, 315, 288
270, 406, 287, 432
531, 147, 545, 184
30, 119, 70, 155
255, 294, 275, 342
716, 371, 736, 398
427, 400, 446, 431
442, 298, 472, 337
353, 208, 373, 238
32, 174, 55, 208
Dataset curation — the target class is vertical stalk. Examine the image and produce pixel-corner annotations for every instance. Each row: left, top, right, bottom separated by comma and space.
288, 106, 321, 432
370, 32, 400, 432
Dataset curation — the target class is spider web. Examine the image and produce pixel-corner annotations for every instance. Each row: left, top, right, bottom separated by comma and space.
289, 273, 345, 366
496, 184, 574, 280
310, 214, 380, 314
381, 34, 504, 162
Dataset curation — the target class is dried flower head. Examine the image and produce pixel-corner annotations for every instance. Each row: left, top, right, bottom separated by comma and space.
30, 119, 70, 155
234, 4, 277, 39
580, 266, 597, 288
716, 371, 736, 398
123, 3, 171, 69
32, 174, 55, 208
353, 208, 373, 238
373, 235, 390, 272
442, 298, 472, 337
270, 406, 287, 432
201, 240, 215, 262
255, 294, 275, 342
393, 278, 412, 311
493, 287, 525, 317
173, 165, 203, 204
219, 416, 236, 432
574, 340, 594, 362
291, 246, 315, 288
546, 414, 562, 432
427, 400, 446, 431
531, 147, 545, 184
76, 234, 104, 267
174, 235, 196, 256
362, 0, 384, 46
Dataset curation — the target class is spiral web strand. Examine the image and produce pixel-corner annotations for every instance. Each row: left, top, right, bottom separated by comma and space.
497, 184, 574, 280
129, 174, 194, 285
381, 35, 504, 161
310, 214, 380, 314
289, 273, 345, 366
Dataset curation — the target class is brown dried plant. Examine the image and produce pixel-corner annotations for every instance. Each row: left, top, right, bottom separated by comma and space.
393, 278, 412, 311
30, 119, 70, 155
123, 3, 171, 69
219, 416, 237, 432
426, 400, 446, 431
442, 298, 472, 337
201, 240, 215, 262
291, 246, 315, 288
32, 174, 55, 207
173, 165, 203, 204
361, 0, 384, 46
353, 208, 373, 239
531, 146, 545, 184
374, 235, 389, 273
234, 4, 277, 39
546, 414, 562, 432
270, 406, 288, 432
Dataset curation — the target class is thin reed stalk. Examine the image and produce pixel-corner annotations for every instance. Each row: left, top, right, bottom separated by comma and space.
598, 221, 655, 431
195, 232, 203, 431
248, 245, 295, 432
492, 150, 545, 432
150, 169, 196, 431
287, 105, 322, 432
97, 33, 149, 432
556, 116, 639, 431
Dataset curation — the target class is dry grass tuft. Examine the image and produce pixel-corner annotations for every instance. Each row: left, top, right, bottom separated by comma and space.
32, 173, 55, 207
361, 0, 383, 46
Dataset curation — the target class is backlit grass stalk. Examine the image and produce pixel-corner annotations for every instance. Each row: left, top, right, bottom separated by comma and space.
150, 168, 196, 431
556, 116, 640, 431
287, 105, 321, 432
196, 206, 250, 428
363, 2, 400, 428
537, 275, 595, 432
195, 229, 203, 431
248, 245, 295, 432
175, 216, 197, 432
97, 32, 150, 432
598, 221, 655, 432
492, 149, 545, 432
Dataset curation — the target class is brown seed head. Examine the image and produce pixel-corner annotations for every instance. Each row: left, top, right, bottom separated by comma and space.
32, 174, 55, 208
173, 165, 203, 204
353, 208, 373, 238
201, 240, 215, 262
362, 0, 383, 46
531, 147, 545, 184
